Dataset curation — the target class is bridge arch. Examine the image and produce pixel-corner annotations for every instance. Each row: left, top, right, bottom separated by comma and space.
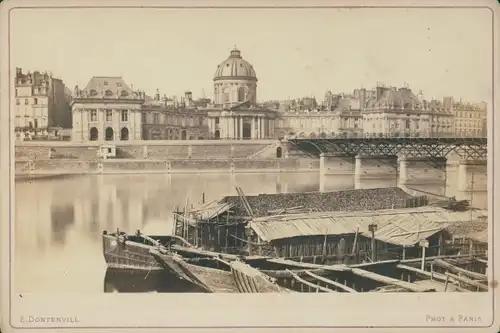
300, 140, 325, 155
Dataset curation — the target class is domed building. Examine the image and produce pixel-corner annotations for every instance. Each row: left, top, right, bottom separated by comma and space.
213, 48, 257, 105
206, 48, 277, 140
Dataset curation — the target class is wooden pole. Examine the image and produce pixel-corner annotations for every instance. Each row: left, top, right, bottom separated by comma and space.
421, 245, 426, 271
321, 229, 328, 263
352, 227, 359, 256
371, 229, 376, 262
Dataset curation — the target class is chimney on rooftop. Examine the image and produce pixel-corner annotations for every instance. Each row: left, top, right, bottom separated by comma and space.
185, 91, 192, 107
155, 89, 160, 101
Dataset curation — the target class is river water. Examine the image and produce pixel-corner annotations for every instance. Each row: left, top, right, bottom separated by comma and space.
13, 168, 487, 293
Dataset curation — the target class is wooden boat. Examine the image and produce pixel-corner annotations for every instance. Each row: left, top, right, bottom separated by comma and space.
261, 254, 489, 293
103, 268, 203, 293
103, 230, 488, 293
150, 249, 293, 293
102, 229, 268, 271
102, 229, 195, 271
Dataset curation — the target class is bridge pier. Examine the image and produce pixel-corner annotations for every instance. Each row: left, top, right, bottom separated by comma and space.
354, 155, 398, 182
398, 157, 447, 186
319, 152, 355, 192
456, 160, 487, 201
319, 153, 355, 175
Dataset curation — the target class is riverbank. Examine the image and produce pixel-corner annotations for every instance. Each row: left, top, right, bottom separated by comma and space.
14, 158, 467, 181
15, 158, 320, 179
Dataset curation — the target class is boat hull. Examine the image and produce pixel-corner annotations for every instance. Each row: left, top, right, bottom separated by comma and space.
150, 250, 292, 293
102, 233, 165, 271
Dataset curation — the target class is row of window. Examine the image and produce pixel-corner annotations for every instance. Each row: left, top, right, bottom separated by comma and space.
88, 127, 129, 141
456, 112, 484, 119
455, 120, 483, 127
89, 109, 128, 122
16, 98, 43, 105
15, 88, 47, 96
370, 121, 421, 130
141, 112, 205, 127
88, 89, 129, 97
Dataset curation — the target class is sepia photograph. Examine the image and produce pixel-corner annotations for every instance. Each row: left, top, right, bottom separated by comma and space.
1, 0, 498, 330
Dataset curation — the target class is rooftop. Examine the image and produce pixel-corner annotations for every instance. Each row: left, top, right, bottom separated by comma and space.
249, 207, 488, 246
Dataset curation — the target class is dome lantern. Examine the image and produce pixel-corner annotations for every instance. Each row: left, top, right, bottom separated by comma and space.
229, 47, 242, 58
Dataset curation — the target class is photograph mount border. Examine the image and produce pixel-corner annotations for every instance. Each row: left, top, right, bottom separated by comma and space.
3, 2, 497, 329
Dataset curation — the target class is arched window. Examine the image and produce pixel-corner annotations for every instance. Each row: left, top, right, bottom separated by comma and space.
181, 130, 187, 140
89, 127, 98, 141
120, 127, 129, 141
238, 87, 245, 102
120, 90, 129, 97
223, 88, 230, 103
214, 130, 220, 139
105, 90, 113, 96
34, 119, 38, 129
105, 127, 114, 141
89, 90, 98, 96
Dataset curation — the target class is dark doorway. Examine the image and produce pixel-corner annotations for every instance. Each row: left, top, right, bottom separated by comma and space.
214, 130, 220, 139
181, 130, 187, 140
89, 127, 98, 141
276, 147, 283, 158
105, 127, 114, 141
120, 127, 129, 141
242, 122, 251, 139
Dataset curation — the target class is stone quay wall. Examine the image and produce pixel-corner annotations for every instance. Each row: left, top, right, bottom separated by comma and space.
15, 158, 319, 175
15, 140, 282, 161
14, 140, 319, 175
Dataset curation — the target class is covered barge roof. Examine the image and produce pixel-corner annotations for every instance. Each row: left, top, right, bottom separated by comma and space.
248, 207, 488, 246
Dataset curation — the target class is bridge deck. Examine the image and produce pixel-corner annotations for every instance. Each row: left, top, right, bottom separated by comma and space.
287, 137, 487, 161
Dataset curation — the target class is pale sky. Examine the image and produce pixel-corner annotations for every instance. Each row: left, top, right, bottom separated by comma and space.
9, 7, 493, 103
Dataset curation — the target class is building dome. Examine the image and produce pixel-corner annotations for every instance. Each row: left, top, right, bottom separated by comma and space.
214, 48, 257, 81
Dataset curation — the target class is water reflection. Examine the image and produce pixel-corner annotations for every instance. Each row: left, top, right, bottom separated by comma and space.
14, 169, 487, 293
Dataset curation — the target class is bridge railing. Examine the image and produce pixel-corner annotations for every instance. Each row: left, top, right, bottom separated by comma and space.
284, 132, 487, 140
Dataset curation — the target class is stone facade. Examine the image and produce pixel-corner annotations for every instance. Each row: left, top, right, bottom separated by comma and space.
362, 85, 454, 138
14, 68, 71, 140
141, 91, 209, 140
206, 48, 278, 139
449, 99, 487, 137
70, 77, 144, 142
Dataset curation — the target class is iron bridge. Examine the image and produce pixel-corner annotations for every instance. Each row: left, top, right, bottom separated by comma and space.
287, 137, 487, 161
